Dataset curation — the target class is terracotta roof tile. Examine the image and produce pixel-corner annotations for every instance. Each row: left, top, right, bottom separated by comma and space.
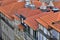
1, 0, 17, 6
53, 1, 60, 9
24, 12, 53, 30
36, 12, 60, 32
19, 8, 42, 18
0, 2, 25, 20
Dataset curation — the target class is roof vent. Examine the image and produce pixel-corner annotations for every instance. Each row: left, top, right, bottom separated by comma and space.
25, 0, 31, 8
40, 2, 47, 9
29, 4, 35, 9
25, 2, 31, 8
25, 0, 35, 9
52, 8, 60, 12
47, 1, 54, 9
40, 2, 50, 12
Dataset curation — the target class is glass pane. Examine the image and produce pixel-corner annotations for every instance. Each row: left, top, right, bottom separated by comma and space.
39, 33, 43, 40
44, 27, 48, 34
30, 28, 33, 36
51, 30, 59, 40
33, 30, 36, 38
43, 27, 48, 40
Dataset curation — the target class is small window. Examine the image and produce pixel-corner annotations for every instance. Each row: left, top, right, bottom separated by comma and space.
24, 23, 30, 34
39, 24, 44, 31
50, 29, 59, 40
38, 32, 43, 40
33, 30, 38, 40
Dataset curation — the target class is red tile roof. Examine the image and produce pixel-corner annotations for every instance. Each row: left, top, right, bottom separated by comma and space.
36, 12, 60, 32
0, 2, 25, 20
53, 1, 60, 9
19, 8, 42, 18
24, 12, 53, 30
18, 24, 24, 31
0, 0, 18, 6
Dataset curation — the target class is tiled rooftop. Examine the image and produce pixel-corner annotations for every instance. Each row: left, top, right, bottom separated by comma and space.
53, 1, 60, 9
20, 8, 42, 18
36, 12, 60, 32
0, 0, 18, 6
24, 12, 53, 30
0, 0, 60, 32
0, 2, 25, 20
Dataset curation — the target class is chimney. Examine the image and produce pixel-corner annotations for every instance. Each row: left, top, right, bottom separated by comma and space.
25, 0, 31, 7
47, 1, 54, 9
25, 0, 35, 9
40, 2, 47, 10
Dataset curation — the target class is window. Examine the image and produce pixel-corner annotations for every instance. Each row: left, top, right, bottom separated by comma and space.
38, 32, 43, 40
24, 23, 30, 34
30, 28, 33, 36
33, 30, 38, 40
50, 30, 59, 40
1, 13, 5, 18
28, 27, 30, 34
38, 24, 50, 40
38, 24, 44, 31
43, 27, 48, 40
